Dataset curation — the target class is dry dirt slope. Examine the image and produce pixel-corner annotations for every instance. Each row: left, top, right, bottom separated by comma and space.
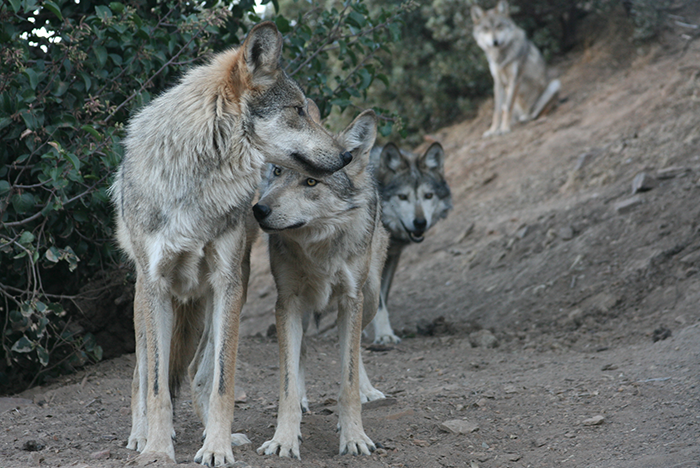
2, 18, 700, 468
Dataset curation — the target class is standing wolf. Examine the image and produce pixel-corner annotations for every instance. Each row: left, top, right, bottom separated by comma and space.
111, 22, 352, 466
471, 0, 560, 137
369, 142, 452, 344
253, 110, 387, 459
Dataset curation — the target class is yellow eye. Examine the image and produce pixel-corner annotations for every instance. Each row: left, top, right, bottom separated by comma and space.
306, 178, 317, 187
273, 167, 282, 176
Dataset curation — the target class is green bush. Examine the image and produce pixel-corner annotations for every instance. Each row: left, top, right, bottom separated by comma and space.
0, 0, 407, 392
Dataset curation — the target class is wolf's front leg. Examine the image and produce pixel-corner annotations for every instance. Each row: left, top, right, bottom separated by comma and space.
337, 294, 376, 456
485, 72, 504, 137
371, 300, 401, 345
257, 297, 305, 459
195, 234, 246, 467
128, 276, 148, 452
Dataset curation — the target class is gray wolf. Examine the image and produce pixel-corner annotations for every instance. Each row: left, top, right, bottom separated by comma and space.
471, 0, 560, 137
253, 110, 388, 459
111, 22, 352, 466
369, 142, 452, 344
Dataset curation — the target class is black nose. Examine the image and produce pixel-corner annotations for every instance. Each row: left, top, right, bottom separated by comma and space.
252, 203, 272, 222
341, 151, 353, 167
414, 218, 427, 230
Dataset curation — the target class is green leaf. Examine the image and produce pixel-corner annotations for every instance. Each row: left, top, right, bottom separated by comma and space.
93, 346, 103, 361
20, 302, 34, 317
24, 69, 39, 90
81, 124, 102, 141
12, 193, 35, 214
93, 46, 108, 67
0, 180, 10, 195
64, 152, 81, 171
95, 5, 112, 21
45, 246, 60, 262
11, 336, 34, 353
9, 0, 21, 13
44, 1, 63, 20
109, 2, 124, 13
36, 346, 49, 366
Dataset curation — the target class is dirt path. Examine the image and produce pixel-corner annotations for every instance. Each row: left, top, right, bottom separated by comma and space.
2, 15, 700, 468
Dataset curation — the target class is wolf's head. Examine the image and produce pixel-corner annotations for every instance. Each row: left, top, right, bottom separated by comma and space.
372, 142, 452, 243
253, 110, 378, 235
471, 1, 517, 53
235, 22, 352, 178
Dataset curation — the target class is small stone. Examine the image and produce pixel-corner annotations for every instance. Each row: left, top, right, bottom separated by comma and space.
363, 398, 397, 410
474, 451, 490, 462
516, 225, 529, 239
90, 449, 111, 459
652, 326, 672, 342
504, 384, 519, 394
22, 440, 45, 452
614, 195, 643, 214
119, 406, 131, 416
508, 454, 522, 461
386, 409, 414, 420
469, 329, 499, 349
231, 433, 251, 446
582, 415, 605, 426
558, 226, 574, 240
439, 419, 479, 434
601, 363, 618, 371
632, 172, 656, 193
657, 166, 689, 179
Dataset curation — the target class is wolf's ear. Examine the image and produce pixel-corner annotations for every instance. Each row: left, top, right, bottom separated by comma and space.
243, 21, 283, 86
471, 5, 485, 22
307, 98, 322, 123
419, 142, 445, 174
379, 142, 408, 175
341, 110, 377, 170
497, 0, 509, 15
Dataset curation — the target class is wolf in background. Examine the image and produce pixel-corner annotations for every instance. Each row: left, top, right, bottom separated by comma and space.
252, 110, 387, 459
111, 22, 352, 466
369, 142, 452, 344
472, 0, 560, 137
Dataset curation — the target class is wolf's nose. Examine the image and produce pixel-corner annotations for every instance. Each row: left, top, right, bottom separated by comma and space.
252, 203, 272, 222
341, 151, 353, 167
414, 218, 427, 230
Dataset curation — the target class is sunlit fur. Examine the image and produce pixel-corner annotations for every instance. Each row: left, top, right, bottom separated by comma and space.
111, 22, 349, 467
471, 0, 560, 137
369, 142, 452, 344
254, 110, 388, 459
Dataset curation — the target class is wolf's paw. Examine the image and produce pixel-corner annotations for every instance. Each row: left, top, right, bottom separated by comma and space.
257, 433, 302, 459
360, 386, 386, 403
483, 128, 499, 138
194, 436, 235, 467
126, 434, 147, 452
373, 332, 401, 345
339, 429, 375, 456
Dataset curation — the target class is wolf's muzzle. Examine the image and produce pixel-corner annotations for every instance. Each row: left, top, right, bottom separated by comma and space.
252, 203, 272, 222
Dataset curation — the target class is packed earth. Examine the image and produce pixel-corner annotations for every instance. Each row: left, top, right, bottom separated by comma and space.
2, 13, 700, 468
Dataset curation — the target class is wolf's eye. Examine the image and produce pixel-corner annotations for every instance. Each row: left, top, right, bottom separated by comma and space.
296, 106, 305, 117
273, 167, 282, 176
306, 178, 317, 187
425, 193, 434, 200
398, 194, 408, 201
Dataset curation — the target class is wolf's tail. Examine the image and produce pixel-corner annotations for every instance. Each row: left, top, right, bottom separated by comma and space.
531, 78, 561, 120
169, 298, 204, 397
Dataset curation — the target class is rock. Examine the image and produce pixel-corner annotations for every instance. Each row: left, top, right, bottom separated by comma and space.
508, 454, 522, 461
469, 329, 499, 348
22, 440, 45, 452
632, 172, 656, 193
504, 384, 519, 394
439, 419, 479, 434
601, 363, 618, 371
363, 397, 397, 410
657, 166, 689, 179
582, 415, 605, 426
90, 449, 111, 459
386, 409, 415, 420
614, 195, 643, 214
516, 225, 529, 239
558, 226, 574, 240
230, 433, 252, 446
652, 326, 672, 342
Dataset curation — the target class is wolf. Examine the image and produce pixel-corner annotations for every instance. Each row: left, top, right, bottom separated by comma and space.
369, 142, 452, 344
471, 0, 560, 137
252, 109, 388, 459
111, 22, 352, 466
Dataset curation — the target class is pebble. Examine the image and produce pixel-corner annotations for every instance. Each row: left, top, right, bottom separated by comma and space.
469, 329, 499, 348
22, 440, 44, 452
558, 226, 574, 240
582, 415, 605, 426
439, 419, 479, 434
632, 172, 656, 193
386, 409, 414, 420
90, 449, 111, 459
231, 433, 251, 446
614, 195, 643, 214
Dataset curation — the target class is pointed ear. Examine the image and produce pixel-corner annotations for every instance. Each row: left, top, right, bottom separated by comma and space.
243, 21, 283, 87
378, 142, 408, 176
307, 98, 321, 123
419, 142, 445, 174
497, 0, 509, 15
471, 5, 485, 22
340, 110, 377, 172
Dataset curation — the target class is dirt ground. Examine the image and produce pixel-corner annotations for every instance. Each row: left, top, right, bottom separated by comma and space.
2, 13, 700, 468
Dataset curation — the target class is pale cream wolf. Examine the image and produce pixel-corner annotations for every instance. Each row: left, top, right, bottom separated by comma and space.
111, 22, 352, 466
471, 0, 560, 137
252, 110, 388, 459
369, 142, 452, 344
